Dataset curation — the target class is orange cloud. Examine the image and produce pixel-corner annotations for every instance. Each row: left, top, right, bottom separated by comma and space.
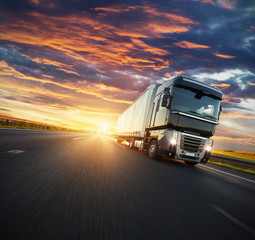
212, 136, 255, 146
174, 41, 210, 49
0, 61, 135, 105
94, 6, 132, 13
1, 76, 133, 114
221, 97, 239, 103
212, 127, 255, 147
213, 52, 236, 59
198, 0, 236, 9
95, 5, 198, 24
217, 127, 255, 138
22, 55, 74, 69
213, 136, 248, 141
210, 83, 230, 90
149, 24, 189, 34
217, 0, 236, 9
213, 127, 255, 147
94, 4, 198, 37
1, 9, 176, 71
201, 0, 216, 5
131, 39, 170, 55
0, 3, 200, 74
141, 6, 198, 24
164, 73, 172, 78
30, 0, 39, 4
246, 26, 255, 32
175, 71, 183, 75
221, 112, 255, 119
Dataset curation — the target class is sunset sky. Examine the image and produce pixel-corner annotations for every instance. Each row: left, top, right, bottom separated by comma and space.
0, 0, 255, 150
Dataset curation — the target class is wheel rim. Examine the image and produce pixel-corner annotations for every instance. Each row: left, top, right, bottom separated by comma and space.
130, 138, 134, 148
149, 143, 156, 156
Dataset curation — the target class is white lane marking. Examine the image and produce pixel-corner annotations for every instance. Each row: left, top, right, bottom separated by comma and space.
73, 137, 86, 140
210, 205, 255, 237
6, 150, 25, 154
115, 142, 126, 149
198, 165, 255, 184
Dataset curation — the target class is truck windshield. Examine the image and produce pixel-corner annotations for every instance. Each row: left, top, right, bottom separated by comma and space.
171, 86, 221, 121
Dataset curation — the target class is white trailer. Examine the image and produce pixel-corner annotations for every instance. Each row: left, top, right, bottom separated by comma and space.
116, 84, 158, 138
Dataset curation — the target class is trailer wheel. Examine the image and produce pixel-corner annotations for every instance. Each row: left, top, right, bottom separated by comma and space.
185, 161, 197, 166
148, 140, 159, 159
129, 138, 137, 149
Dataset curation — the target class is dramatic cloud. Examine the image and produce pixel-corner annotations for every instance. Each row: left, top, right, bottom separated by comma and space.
198, 0, 237, 9
0, 0, 254, 149
174, 41, 211, 49
213, 52, 237, 59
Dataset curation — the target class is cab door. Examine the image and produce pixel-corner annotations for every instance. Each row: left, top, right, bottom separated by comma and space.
150, 93, 168, 127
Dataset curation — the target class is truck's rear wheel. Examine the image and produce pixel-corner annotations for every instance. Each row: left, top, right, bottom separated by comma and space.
148, 140, 159, 159
185, 161, 197, 166
129, 138, 137, 149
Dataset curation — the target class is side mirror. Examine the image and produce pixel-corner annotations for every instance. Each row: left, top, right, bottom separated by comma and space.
161, 94, 171, 108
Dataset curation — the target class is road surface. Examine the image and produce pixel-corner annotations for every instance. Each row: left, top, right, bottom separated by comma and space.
0, 129, 255, 240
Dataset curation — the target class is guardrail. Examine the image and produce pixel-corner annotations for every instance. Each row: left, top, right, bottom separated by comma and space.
210, 154, 255, 168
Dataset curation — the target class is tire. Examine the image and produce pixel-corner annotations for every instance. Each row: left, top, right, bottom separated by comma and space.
148, 140, 159, 159
185, 161, 198, 166
129, 138, 136, 149
169, 152, 175, 159
117, 139, 122, 144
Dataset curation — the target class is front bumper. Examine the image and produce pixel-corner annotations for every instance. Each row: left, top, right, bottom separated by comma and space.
159, 130, 212, 163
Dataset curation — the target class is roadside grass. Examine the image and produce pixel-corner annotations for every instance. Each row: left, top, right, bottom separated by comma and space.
0, 123, 73, 132
212, 150, 255, 162
0, 119, 83, 132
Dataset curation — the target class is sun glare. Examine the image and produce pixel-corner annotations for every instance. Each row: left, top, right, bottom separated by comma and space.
100, 122, 108, 132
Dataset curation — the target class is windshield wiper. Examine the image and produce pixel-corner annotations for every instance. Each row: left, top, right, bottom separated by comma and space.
186, 110, 199, 115
186, 111, 217, 120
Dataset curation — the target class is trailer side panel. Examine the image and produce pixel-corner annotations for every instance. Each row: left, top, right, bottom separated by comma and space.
116, 85, 157, 138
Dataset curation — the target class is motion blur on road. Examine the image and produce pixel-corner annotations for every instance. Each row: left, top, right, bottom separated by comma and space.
0, 129, 255, 240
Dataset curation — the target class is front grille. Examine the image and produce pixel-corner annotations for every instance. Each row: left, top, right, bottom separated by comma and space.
180, 133, 206, 153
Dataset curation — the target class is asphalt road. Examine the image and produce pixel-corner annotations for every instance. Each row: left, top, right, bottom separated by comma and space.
0, 129, 255, 240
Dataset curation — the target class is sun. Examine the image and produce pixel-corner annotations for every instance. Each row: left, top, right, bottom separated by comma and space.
100, 122, 108, 132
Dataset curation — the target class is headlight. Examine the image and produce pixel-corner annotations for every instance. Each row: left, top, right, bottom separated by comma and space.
170, 130, 178, 145
205, 145, 212, 152
205, 139, 213, 152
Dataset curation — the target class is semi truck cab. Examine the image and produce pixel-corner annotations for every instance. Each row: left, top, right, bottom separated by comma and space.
145, 76, 223, 165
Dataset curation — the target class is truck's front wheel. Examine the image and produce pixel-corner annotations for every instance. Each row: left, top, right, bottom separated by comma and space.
148, 140, 159, 159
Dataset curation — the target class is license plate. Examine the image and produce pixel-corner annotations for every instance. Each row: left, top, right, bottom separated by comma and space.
185, 152, 196, 157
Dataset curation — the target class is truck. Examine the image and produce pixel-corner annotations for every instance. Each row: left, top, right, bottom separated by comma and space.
116, 75, 223, 165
